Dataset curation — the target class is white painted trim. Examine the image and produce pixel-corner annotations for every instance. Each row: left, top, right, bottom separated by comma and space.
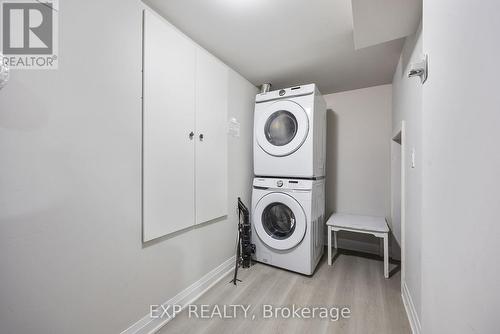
402, 281, 421, 334
401, 122, 406, 288
120, 256, 235, 334
392, 121, 406, 286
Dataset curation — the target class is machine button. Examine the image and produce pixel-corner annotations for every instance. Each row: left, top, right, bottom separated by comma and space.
277, 180, 284, 187
279, 89, 286, 96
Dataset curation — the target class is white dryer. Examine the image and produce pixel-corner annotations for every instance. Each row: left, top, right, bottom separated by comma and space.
254, 84, 327, 178
251, 177, 325, 275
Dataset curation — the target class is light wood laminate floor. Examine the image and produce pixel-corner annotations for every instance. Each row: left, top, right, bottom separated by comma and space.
158, 252, 410, 334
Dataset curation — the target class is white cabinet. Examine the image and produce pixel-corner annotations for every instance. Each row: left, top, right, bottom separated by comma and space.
142, 10, 228, 241
195, 50, 228, 224
142, 10, 196, 242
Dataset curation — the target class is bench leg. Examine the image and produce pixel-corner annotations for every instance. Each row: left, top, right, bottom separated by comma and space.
383, 233, 389, 278
328, 226, 332, 265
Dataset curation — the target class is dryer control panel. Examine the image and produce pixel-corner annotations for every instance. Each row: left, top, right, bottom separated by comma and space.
255, 83, 317, 103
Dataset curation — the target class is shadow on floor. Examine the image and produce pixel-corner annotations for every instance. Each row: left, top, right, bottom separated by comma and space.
333, 248, 402, 278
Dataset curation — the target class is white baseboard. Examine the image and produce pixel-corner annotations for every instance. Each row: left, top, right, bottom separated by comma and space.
401, 280, 422, 334
121, 256, 236, 334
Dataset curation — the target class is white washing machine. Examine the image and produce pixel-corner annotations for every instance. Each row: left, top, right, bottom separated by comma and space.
254, 84, 327, 178
251, 177, 325, 275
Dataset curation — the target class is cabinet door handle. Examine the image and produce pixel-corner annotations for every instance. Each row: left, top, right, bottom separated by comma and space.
189, 131, 194, 140
199, 133, 204, 141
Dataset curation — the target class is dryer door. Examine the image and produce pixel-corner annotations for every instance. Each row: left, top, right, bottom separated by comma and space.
253, 192, 307, 250
256, 100, 309, 157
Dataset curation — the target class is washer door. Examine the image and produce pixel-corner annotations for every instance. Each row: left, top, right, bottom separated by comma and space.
256, 100, 309, 157
254, 192, 307, 250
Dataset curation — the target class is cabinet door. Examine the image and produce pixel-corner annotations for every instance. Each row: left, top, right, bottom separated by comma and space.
142, 10, 196, 241
195, 49, 228, 224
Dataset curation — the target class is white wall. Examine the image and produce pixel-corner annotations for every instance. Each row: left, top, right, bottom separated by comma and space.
422, 1, 500, 332
391, 24, 423, 324
0, 1, 256, 333
324, 85, 393, 254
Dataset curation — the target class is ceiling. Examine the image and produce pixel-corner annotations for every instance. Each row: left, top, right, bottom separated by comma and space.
352, 0, 422, 49
145, 0, 421, 94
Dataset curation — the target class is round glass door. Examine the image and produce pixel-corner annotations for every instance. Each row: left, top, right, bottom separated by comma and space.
253, 192, 306, 250
264, 111, 298, 147
256, 100, 309, 157
262, 202, 296, 239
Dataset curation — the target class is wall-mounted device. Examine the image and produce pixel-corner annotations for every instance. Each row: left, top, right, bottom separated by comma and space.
408, 54, 428, 84
0, 54, 9, 90
411, 148, 416, 169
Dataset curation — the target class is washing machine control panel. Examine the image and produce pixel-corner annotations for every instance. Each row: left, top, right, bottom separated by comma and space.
253, 177, 316, 190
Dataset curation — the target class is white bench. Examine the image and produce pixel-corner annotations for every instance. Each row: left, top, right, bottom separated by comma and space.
326, 213, 390, 278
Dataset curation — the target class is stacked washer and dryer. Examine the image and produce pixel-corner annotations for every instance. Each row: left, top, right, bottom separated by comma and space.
251, 84, 327, 275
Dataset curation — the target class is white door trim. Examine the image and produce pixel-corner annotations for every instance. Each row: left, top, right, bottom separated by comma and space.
392, 121, 406, 286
